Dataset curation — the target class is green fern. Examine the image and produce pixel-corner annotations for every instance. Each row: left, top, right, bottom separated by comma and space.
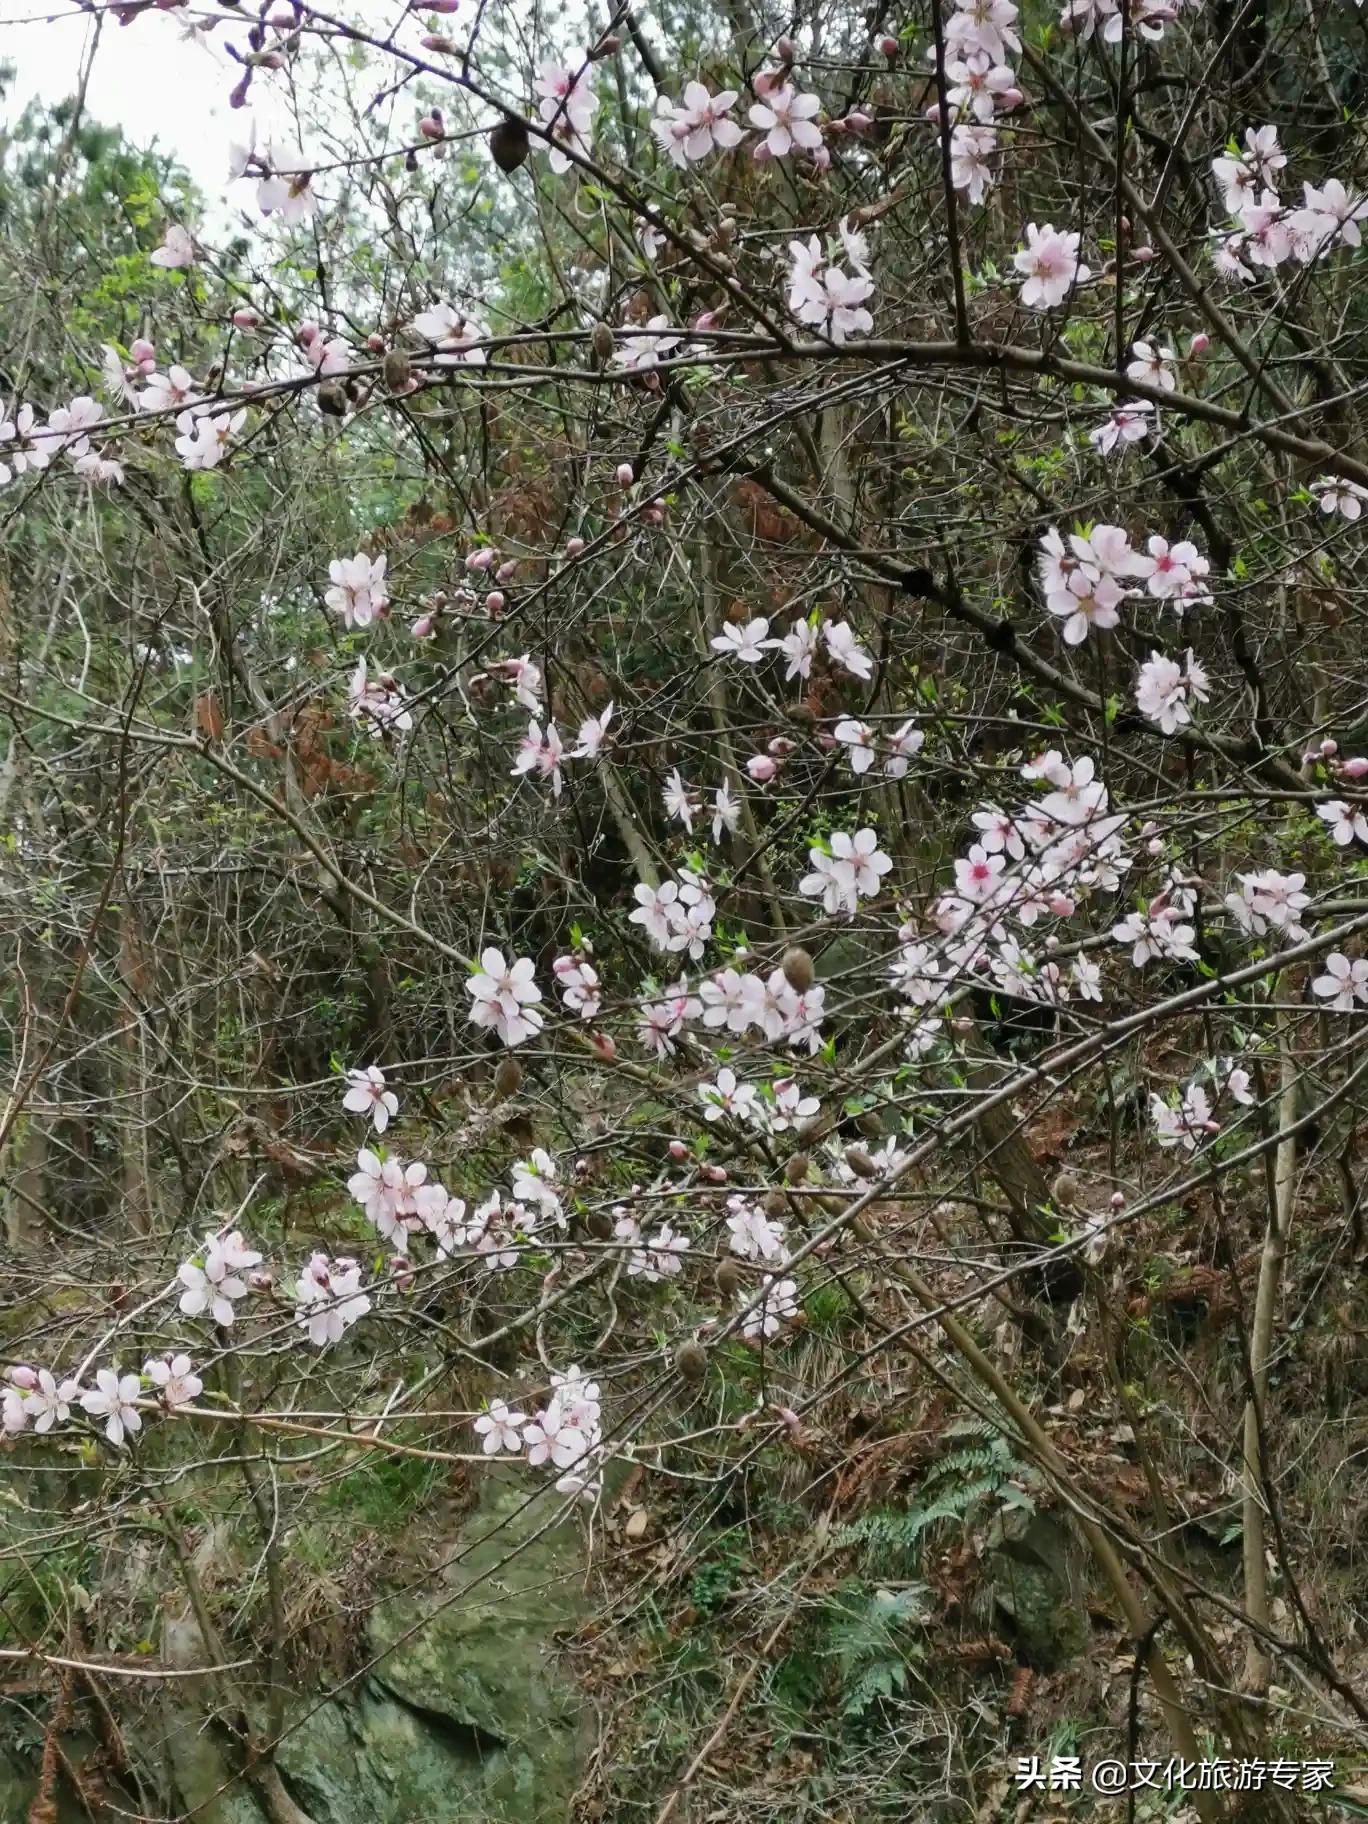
834, 1427, 1039, 1571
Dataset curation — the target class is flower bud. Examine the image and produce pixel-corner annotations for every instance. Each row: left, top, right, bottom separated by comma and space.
565, 536, 586, 557
592, 1031, 617, 1060
1051, 1169, 1080, 1209
419, 112, 444, 141
382, 349, 411, 393
591, 321, 615, 362
130, 337, 156, 367
585, 1207, 613, 1239
668, 1139, 689, 1160
484, 589, 506, 615
1339, 756, 1368, 779
421, 33, 456, 52
776, 35, 796, 64
592, 32, 621, 56
297, 321, 319, 347
1189, 332, 1211, 356
232, 307, 260, 329
1110, 1191, 1126, 1210
844, 1145, 877, 1179
715, 1257, 741, 1296
616, 462, 634, 487
878, 32, 899, 56
495, 559, 518, 583
411, 614, 435, 640
785, 1152, 810, 1184
781, 946, 815, 993
489, 115, 530, 173
746, 754, 777, 783
425, 0, 461, 10
752, 140, 773, 165
1321, 738, 1339, 757
249, 1270, 274, 1291
465, 547, 497, 572
493, 1055, 523, 1099
702, 1163, 728, 1183
675, 1340, 707, 1381
845, 110, 874, 134
9, 1366, 38, 1390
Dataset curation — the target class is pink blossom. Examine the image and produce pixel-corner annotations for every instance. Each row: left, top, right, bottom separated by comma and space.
466, 948, 543, 1047
326, 553, 390, 629
342, 1065, 399, 1132
1014, 223, 1089, 309
748, 84, 823, 159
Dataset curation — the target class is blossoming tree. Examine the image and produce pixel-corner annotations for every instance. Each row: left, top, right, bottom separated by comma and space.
2, 0, 1368, 1815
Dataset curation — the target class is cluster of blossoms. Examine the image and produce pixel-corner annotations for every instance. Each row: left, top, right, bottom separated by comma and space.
662, 771, 741, 844
553, 951, 603, 1019
511, 704, 615, 798
1210, 126, 1368, 284
833, 715, 924, 781
934, 0, 1023, 208
1038, 523, 1213, 648
799, 828, 893, 916
466, 947, 544, 1047
0, 392, 123, 489
474, 1365, 605, 1502
787, 218, 875, 344
636, 966, 825, 1059
4, 1355, 203, 1448
710, 611, 873, 681
1135, 650, 1210, 735
412, 300, 490, 367
629, 870, 717, 961
1113, 874, 1200, 968
348, 657, 413, 737
615, 1208, 691, 1282
931, 753, 1129, 957
1060, 0, 1193, 47
1150, 1059, 1254, 1152
1224, 870, 1311, 943
697, 1067, 820, 1137
535, 53, 596, 173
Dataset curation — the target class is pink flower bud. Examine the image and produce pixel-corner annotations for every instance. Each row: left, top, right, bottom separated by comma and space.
297, 321, 319, 347
419, 114, 443, 141
775, 35, 796, 64
817, 731, 838, 752
1047, 891, 1075, 917
495, 559, 518, 583
878, 32, 899, 56
809, 144, 831, 171
232, 308, 260, 329
754, 68, 781, 98
692, 309, 721, 332
1130, 246, 1157, 262
768, 736, 795, 757
260, 50, 285, 70
747, 754, 778, 783
421, 34, 456, 52
592, 1031, 617, 1060
644, 505, 665, 525
484, 590, 506, 614
9, 1366, 38, 1390
668, 1139, 689, 1159
411, 614, 435, 640
1044, 933, 1060, 951
845, 110, 873, 134
249, 1270, 274, 1291
1339, 756, 1368, 778
1303, 751, 1322, 767
703, 1163, 728, 1183
616, 462, 634, 487
1321, 738, 1339, 757
365, 332, 385, 354
1189, 333, 1211, 356
565, 536, 586, 557
465, 547, 497, 572
999, 87, 1023, 110
1110, 1191, 1126, 1210
130, 337, 156, 367
752, 140, 773, 164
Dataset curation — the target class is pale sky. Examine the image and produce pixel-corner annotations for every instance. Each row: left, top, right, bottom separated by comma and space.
1, 1, 250, 194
